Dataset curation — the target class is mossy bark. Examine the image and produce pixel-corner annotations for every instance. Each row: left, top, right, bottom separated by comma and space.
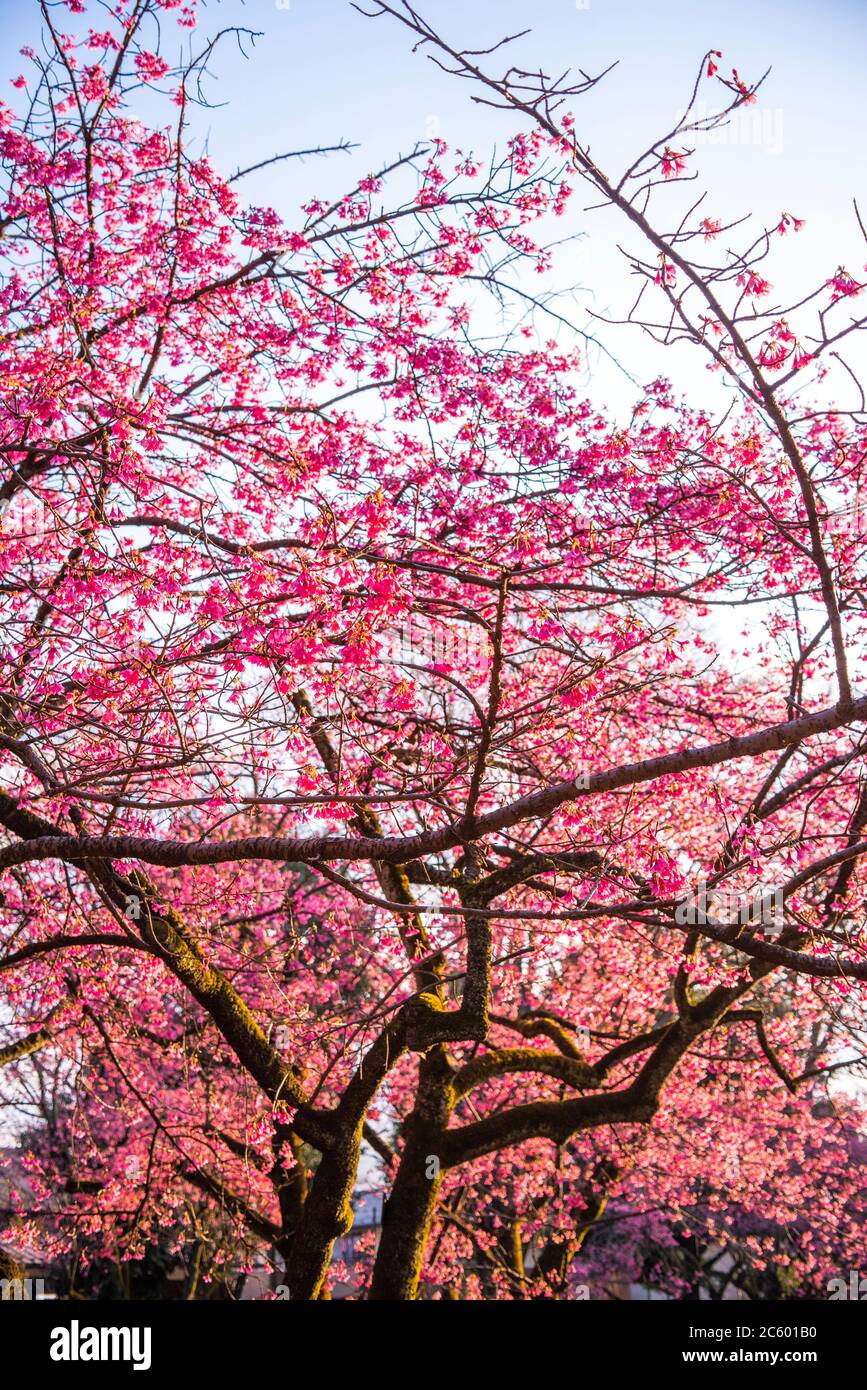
368, 1047, 455, 1300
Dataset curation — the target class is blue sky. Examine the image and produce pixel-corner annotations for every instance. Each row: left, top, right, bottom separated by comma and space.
2, 0, 865, 408
3, 0, 865, 229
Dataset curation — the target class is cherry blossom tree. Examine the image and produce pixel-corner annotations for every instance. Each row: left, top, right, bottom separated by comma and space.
2, 0, 867, 1300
